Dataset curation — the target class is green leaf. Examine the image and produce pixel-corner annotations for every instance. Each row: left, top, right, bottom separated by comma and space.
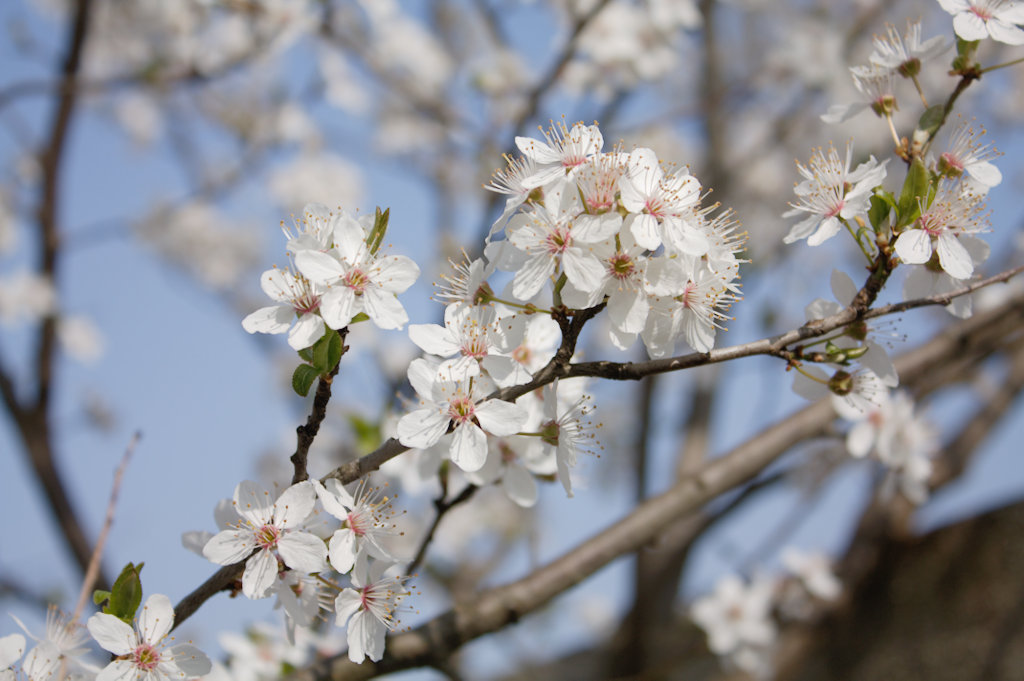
867, 192, 892, 232
292, 364, 319, 397
916, 105, 945, 138
349, 312, 370, 324
297, 347, 313, 363
106, 562, 144, 624
92, 590, 111, 606
365, 207, 390, 255
325, 330, 343, 371
896, 158, 930, 229
312, 330, 332, 372
347, 414, 381, 454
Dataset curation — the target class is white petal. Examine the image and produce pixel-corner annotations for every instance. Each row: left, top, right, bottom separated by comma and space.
846, 421, 875, 458
138, 594, 174, 645
202, 529, 256, 565
628, 214, 662, 250
476, 399, 528, 437
287, 313, 324, 350
242, 305, 294, 335
986, 18, 1024, 44
449, 423, 488, 472
0, 634, 25, 669
952, 13, 990, 41
397, 408, 450, 449
511, 254, 555, 301
328, 529, 358, 574
95, 659, 137, 681
362, 286, 409, 330
273, 481, 317, 529
315, 478, 355, 518
502, 464, 538, 508
241, 549, 278, 599
87, 614, 137, 656
893, 229, 932, 264
807, 216, 841, 246
334, 590, 362, 628
408, 324, 459, 357
277, 531, 328, 573
295, 249, 345, 283
936, 232, 973, 279
406, 357, 440, 400
319, 287, 357, 329
234, 480, 274, 525
830, 270, 858, 306
259, 268, 297, 302
373, 255, 420, 293
966, 160, 1002, 187
562, 250, 607, 295
168, 644, 212, 677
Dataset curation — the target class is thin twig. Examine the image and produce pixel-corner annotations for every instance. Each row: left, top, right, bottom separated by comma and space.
407, 485, 478, 576
71, 432, 140, 623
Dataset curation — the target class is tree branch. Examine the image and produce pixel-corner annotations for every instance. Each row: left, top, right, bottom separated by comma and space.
285, 290, 1024, 680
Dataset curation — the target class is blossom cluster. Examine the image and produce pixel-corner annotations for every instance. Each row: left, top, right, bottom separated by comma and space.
391, 120, 744, 498
195, 479, 412, 665
242, 203, 420, 350
1, 598, 211, 681
690, 549, 842, 676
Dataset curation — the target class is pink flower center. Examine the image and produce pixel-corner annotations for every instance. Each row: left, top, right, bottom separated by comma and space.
544, 227, 573, 254
540, 419, 560, 447
512, 344, 531, 365
343, 268, 370, 295
461, 336, 488, 360
644, 198, 665, 219
970, 5, 993, 20
678, 282, 698, 308
256, 524, 280, 550
132, 643, 162, 671
940, 152, 965, 173
294, 295, 321, 316
608, 253, 635, 280
346, 510, 369, 537
448, 396, 476, 425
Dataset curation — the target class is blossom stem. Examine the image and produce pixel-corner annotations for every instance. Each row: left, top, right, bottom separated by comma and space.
884, 113, 902, 150
792, 362, 830, 384
315, 574, 344, 592
910, 74, 929, 108
843, 221, 875, 264
488, 297, 553, 315
980, 55, 1024, 74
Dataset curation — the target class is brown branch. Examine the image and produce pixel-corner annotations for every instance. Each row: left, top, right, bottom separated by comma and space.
292, 333, 348, 484
407, 485, 478, 576
169, 277, 1024, 637
284, 291, 1024, 681
7, 0, 108, 588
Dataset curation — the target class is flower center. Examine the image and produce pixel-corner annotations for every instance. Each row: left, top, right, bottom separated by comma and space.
448, 396, 476, 425
608, 253, 635, 280
512, 344, 531, 365
540, 419, 561, 447
970, 5, 993, 20
544, 227, 573, 254
132, 644, 162, 671
346, 510, 368, 537
343, 268, 370, 295
255, 524, 280, 550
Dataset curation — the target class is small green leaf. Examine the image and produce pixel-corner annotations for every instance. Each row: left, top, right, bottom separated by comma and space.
106, 562, 144, 624
896, 158, 930, 229
325, 330, 343, 371
365, 207, 390, 255
916, 105, 945, 138
92, 590, 111, 606
868, 192, 892, 232
312, 330, 332, 372
297, 347, 314, 363
292, 364, 319, 397
349, 312, 370, 324
347, 414, 381, 454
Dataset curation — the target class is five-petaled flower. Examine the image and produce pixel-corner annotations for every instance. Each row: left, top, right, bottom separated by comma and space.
87, 594, 211, 681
